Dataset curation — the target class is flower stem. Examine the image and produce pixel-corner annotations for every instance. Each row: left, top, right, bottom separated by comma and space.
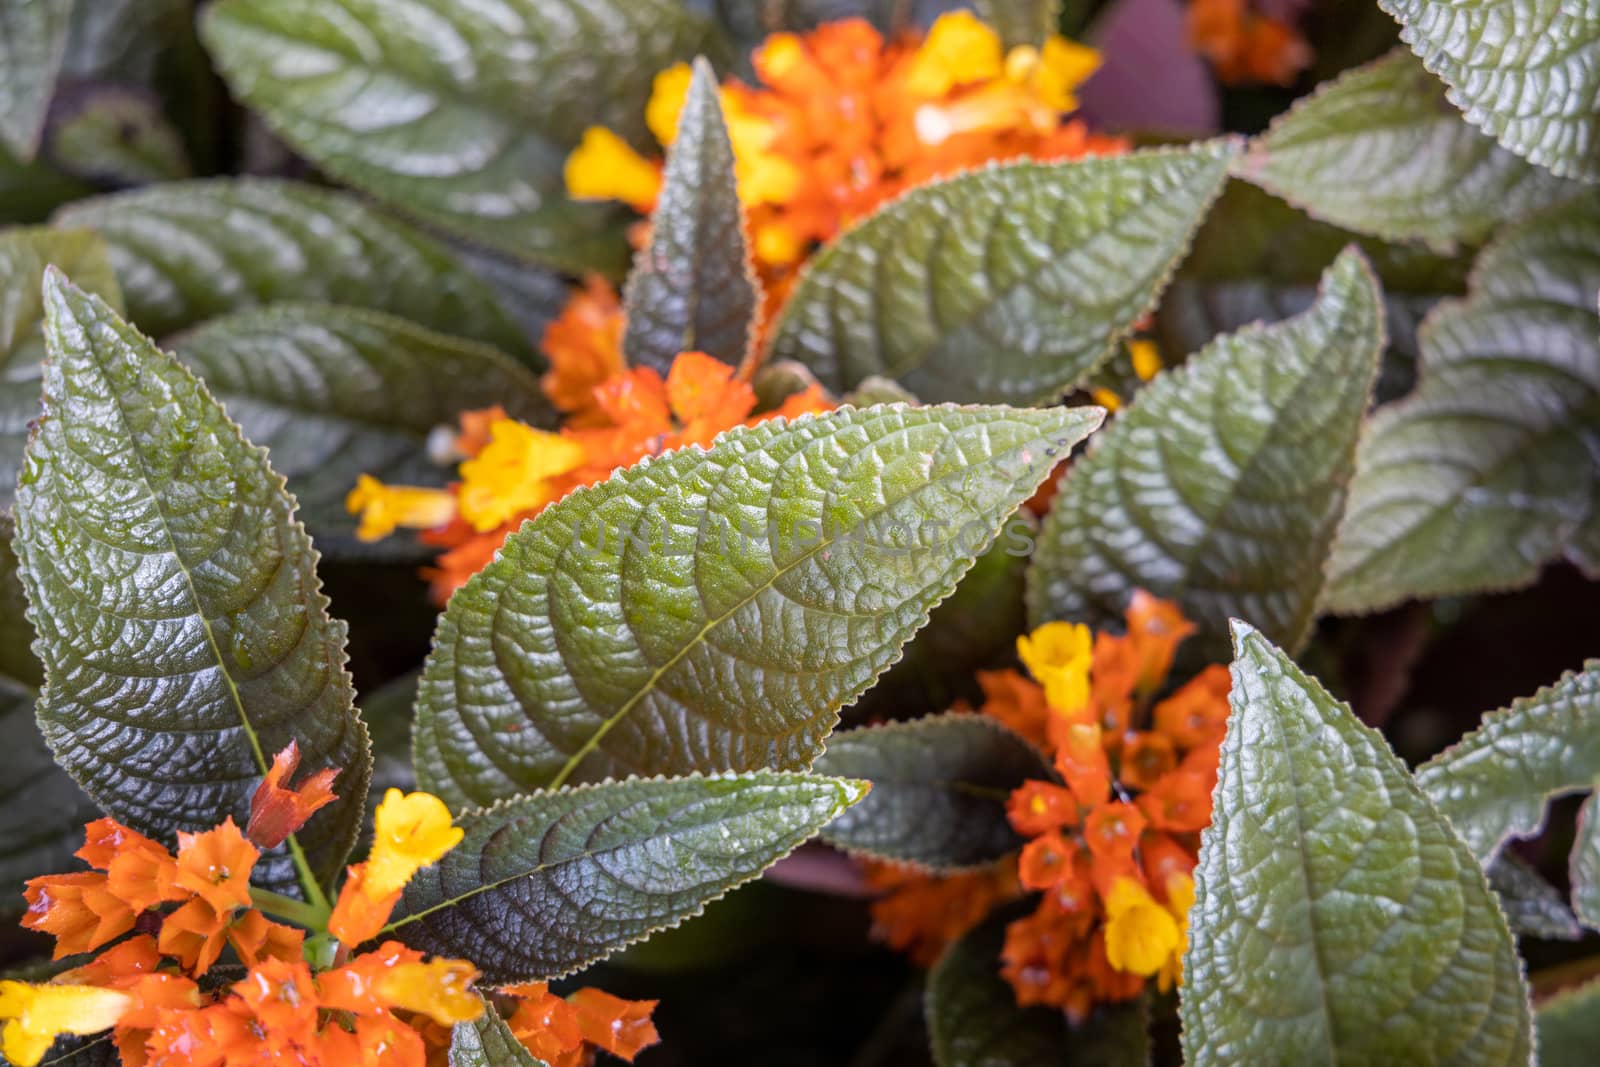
251, 887, 330, 931
285, 833, 333, 917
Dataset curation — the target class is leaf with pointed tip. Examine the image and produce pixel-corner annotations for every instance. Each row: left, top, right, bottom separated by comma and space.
53, 179, 531, 358
1539, 977, 1600, 1067
1487, 852, 1583, 941
413, 403, 1099, 808
173, 303, 549, 559
765, 143, 1238, 405
1327, 200, 1600, 612
448, 1006, 546, 1067
0, 0, 73, 160
623, 59, 758, 375
1379, 0, 1600, 181
201, 0, 722, 273
1182, 624, 1532, 1065
1027, 248, 1383, 656
814, 714, 1049, 869
389, 772, 866, 983
1239, 50, 1580, 250
13, 274, 371, 892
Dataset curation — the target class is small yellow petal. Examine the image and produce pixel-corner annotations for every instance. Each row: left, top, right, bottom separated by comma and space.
646, 63, 695, 147
905, 11, 1004, 97
0, 983, 130, 1067
565, 127, 661, 212
366, 789, 464, 899
1129, 339, 1163, 382
377, 959, 485, 1026
754, 223, 806, 267
1089, 387, 1123, 413
457, 420, 587, 532
345, 475, 456, 542
1032, 36, 1101, 111
1103, 878, 1180, 976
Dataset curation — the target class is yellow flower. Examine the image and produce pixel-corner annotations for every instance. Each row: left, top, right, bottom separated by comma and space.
1102, 877, 1181, 977
1090, 387, 1123, 413
1017, 621, 1093, 714
0, 982, 131, 1067
456, 419, 587, 533
1009, 36, 1101, 112
905, 11, 1004, 96
365, 789, 464, 899
377, 959, 485, 1026
564, 127, 661, 212
1129, 339, 1163, 382
1156, 873, 1196, 992
346, 475, 456, 542
646, 63, 695, 146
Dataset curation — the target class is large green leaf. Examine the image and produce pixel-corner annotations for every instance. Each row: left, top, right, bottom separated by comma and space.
1572, 791, 1600, 929
1487, 852, 1583, 941
53, 179, 531, 358
814, 714, 1050, 869
201, 0, 721, 273
1238, 50, 1579, 250
1379, 0, 1600, 181
447, 1007, 545, 1067
1539, 978, 1600, 1067
389, 772, 865, 983
622, 58, 758, 374
765, 142, 1238, 405
1027, 248, 1383, 656
413, 402, 1099, 808
13, 272, 371, 892
172, 303, 548, 559
1326, 199, 1600, 612
1182, 623, 1532, 1065
0, 0, 73, 160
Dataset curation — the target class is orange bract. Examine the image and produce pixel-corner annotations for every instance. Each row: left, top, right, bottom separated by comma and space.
863, 860, 1022, 966
1187, 0, 1312, 87
247, 740, 339, 849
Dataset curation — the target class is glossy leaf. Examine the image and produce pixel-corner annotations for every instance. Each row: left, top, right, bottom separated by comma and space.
1239, 49, 1579, 249
447, 1007, 545, 1067
1326, 200, 1600, 612
1182, 623, 1532, 1065
173, 303, 549, 558
814, 714, 1050, 869
1571, 791, 1600, 929
202, 0, 721, 273
622, 58, 758, 374
1486, 852, 1582, 941
53, 179, 531, 358
1538, 978, 1600, 1067
1379, 0, 1600, 181
390, 772, 866, 983
1027, 248, 1383, 655
13, 273, 371, 891
0, 0, 72, 160
765, 142, 1238, 405
413, 402, 1100, 809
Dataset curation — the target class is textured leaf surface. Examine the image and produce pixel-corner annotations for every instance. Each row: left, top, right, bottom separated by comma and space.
622, 59, 758, 375
1416, 662, 1600, 864
13, 274, 371, 890
1240, 50, 1579, 249
1571, 791, 1600, 929
1379, 0, 1600, 180
173, 304, 548, 558
390, 772, 865, 982
447, 1007, 545, 1067
1326, 200, 1600, 612
765, 143, 1238, 404
1538, 977, 1600, 1066
1027, 248, 1383, 655
202, 0, 719, 272
0, 0, 72, 160
414, 402, 1100, 809
53, 180, 529, 357
47, 86, 192, 186
1182, 623, 1532, 1065
1486, 852, 1582, 941
814, 714, 1049, 869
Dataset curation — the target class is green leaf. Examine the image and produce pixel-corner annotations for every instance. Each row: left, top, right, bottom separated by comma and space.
13, 272, 371, 892
622, 58, 758, 375
389, 772, 866, 983
1486, 852, 1583, 941
1183, 622, 1532, 1065
0, 227, 122, 370
814, 714, 1050, 869
0, 515, 42, 690
1538, 977, 1600, 1067
1415, 662, 1600, 864
448, 1007, 546, 1067
201, 0, 722, 274
0, 0, 73, 160
1326, 199, 1600, 612
1027, 248, 1384, 656
413, 402, 1100, 808
1570, 790, 1600, 929
765, 142, 1239, 405
47, 86, 192, 185
1238, 49, 1580, 250
926, 907, 1147, 1067
969, 0, 1061, 46
172, 303, 549, 559
1379, 0, 1600, 181
53, 179, 532, 359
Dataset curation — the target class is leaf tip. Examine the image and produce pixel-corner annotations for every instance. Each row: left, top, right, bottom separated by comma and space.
834, 777, 872, 810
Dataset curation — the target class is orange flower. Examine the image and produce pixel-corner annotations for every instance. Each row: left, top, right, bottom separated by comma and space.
77, 820, 183, 913
1118, 731, 1178, 791
975, 668, 1052, 749
541, 277, 627, 425
173, 819, 257, 915
1052, 721, 1111, 808
863, 860, 1021, 966
226, 908, 306, 968
1018, 832, 1078, 892
1187, 0, 1311, 87
1007, 780, 1079, 837
503, 983, 585, 1067
1083, 802, 1147, 867
58, 935, 164, 988
569, 988, 661, 1062
1137, 770, 1215, 832
1154, 664, 1232, 748
247, 741, 340, 849
1125, 590, 1196, 695
499, 983, 658, 1067
22, 872, 135, 959
157, 898, 232, 976
328, 862, 402, 948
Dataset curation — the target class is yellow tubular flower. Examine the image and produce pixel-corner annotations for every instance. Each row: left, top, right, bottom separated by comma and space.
1102, 878, 1181, 976
646, 63, 694, 146
456, 419, 587, 533
365, 790, 464, 899
346, 475, 456, 542
1129, 339, 1164, 382
564, 128, 662, 212
1023, 36, 1102, 111
377, 959, 485, 1026
0, 982, 131, 1067
1017, 621, 1094, 714
1157, 873, 1196, 991
1090, 387, 1123, 413
905, 11, 1004, 96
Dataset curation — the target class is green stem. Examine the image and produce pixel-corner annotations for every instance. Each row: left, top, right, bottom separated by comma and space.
251, 886, 330, 931
285, 833, 333, 916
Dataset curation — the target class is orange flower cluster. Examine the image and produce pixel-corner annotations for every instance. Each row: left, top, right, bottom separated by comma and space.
6, 747, 657, 1067
1187, 0, 1312, 87
861, 861, 1020, 967
864, 593, 1230, 1023
349, 280, 831, 603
